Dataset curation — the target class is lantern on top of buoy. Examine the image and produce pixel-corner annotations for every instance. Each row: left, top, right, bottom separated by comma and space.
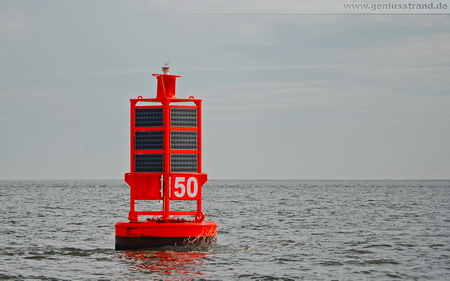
114, 65, 218, 250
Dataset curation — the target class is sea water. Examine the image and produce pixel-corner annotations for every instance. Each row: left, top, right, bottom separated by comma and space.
0, 180, 449, 280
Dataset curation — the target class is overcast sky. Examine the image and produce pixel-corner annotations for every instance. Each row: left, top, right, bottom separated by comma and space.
1, 0, 449, 180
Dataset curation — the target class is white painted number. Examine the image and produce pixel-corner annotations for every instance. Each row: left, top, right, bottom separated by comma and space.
187, 177, 198, 197
174, 177, 198, 198
174, 177, 186, 197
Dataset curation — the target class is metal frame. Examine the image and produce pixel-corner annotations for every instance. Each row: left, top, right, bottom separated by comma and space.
126, 91, 206, 222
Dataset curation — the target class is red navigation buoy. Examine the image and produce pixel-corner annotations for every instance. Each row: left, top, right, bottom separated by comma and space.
115, 66, 218, 250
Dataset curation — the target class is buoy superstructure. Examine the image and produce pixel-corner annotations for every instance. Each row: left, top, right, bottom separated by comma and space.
115, 66, 217, 250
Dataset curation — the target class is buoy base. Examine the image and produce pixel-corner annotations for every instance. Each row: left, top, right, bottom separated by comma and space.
115, 221, 217, 250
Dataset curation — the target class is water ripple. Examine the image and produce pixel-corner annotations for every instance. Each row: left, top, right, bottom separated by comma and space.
1, 180, 449, 280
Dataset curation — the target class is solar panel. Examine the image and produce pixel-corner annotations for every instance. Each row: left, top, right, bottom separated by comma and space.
135, 108, 163, 127
171, 154, 197, 172
170, 108, 197, 127
135, 131, 164, 150
171, 131, 197, 150
135, 154, 164, 172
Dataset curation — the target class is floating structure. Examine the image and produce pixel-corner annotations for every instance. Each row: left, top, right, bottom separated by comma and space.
115, 66, 218, 250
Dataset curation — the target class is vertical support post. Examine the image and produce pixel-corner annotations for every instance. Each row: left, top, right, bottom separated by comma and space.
129, 100, 137, 222
163, 99, 171, 220
196, 100, 203, 174
130, 100, 136, 173
196, 100, 203, 214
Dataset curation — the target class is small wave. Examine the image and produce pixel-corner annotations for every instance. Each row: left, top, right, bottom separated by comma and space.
319, 260, 344, 266
349, 259, 400, 265
238, 273, 296, 280
364, 244, 393, 248
347, 249, 374, 254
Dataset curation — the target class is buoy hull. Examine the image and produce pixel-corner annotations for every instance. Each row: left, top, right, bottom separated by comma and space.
115, 221, 217, 250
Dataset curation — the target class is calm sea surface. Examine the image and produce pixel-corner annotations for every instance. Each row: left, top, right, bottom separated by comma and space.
0, 180, 449, 280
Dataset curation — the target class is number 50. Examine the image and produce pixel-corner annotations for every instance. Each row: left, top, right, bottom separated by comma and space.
174, 177, 198, 198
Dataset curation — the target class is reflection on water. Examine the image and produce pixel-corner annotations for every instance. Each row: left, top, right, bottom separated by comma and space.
118, 249, 210, 279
